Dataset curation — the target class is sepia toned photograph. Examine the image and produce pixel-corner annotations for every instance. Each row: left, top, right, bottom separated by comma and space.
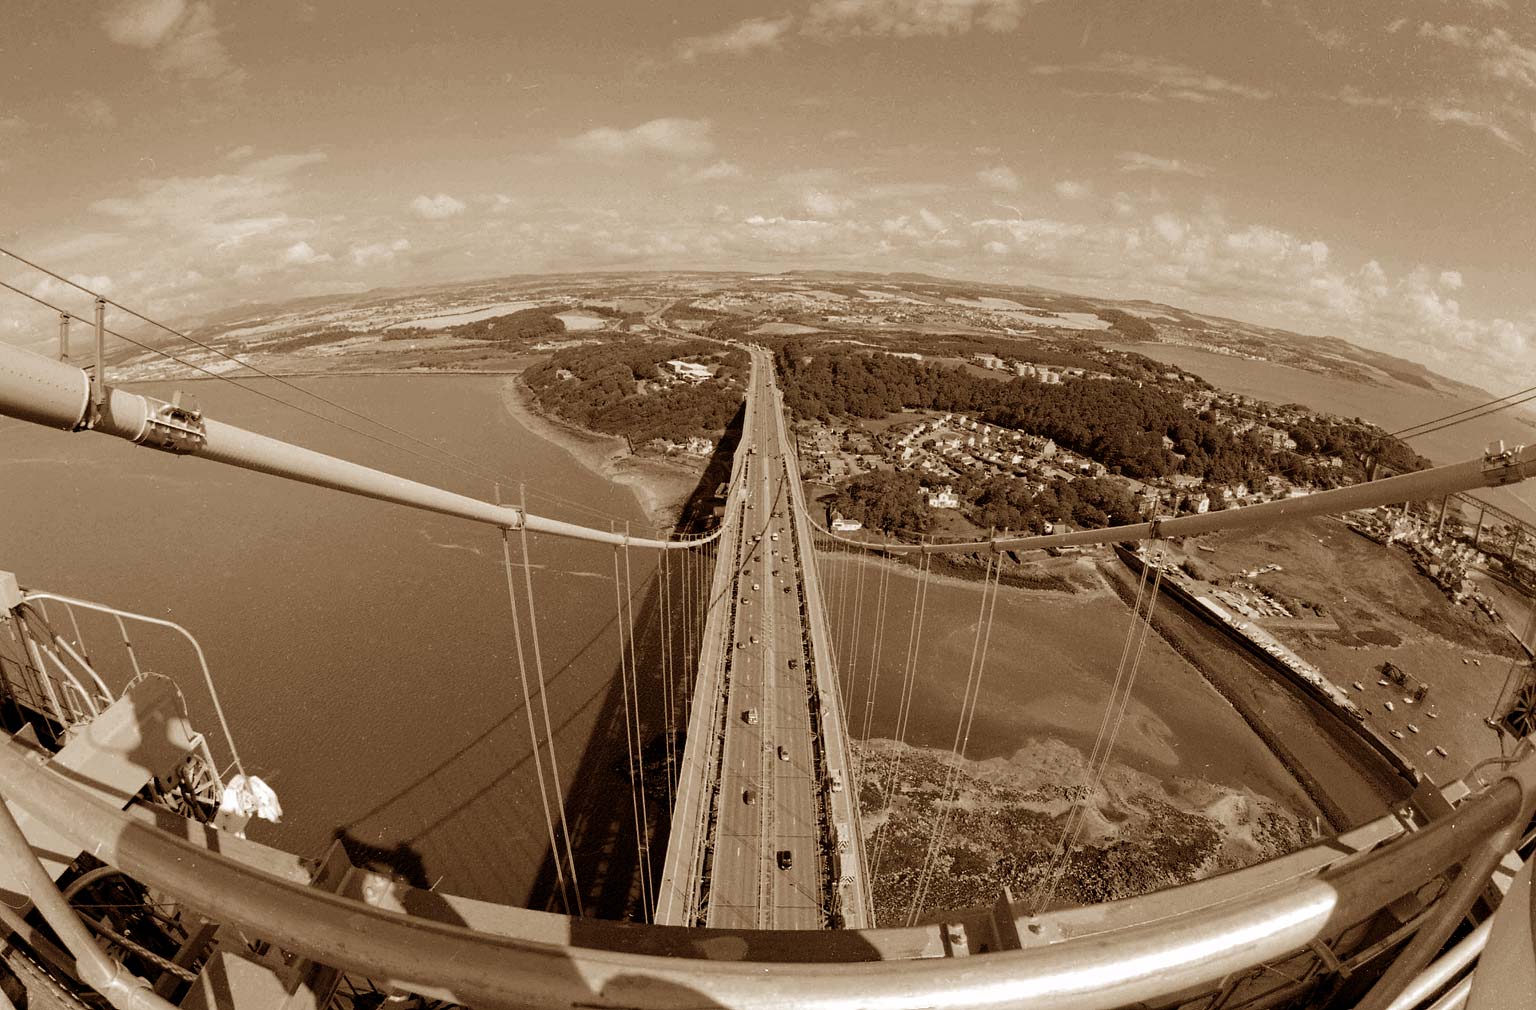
1, 2, 1533, 1008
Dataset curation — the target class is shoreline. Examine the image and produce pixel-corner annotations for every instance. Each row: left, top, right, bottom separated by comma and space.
816, 544, 1098, 599
497, 369, 701, 531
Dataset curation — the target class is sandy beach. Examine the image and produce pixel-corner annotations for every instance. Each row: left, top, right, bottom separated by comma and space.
498, 369, 702, 532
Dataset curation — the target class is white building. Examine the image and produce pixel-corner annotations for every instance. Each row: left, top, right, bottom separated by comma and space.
928, 485, 961, 509
667, 359, 712, 383
831, 517, 864, 532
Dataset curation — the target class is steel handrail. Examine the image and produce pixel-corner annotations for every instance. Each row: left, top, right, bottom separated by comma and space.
24, 590, 245, 781
0, 734, 1531, 1010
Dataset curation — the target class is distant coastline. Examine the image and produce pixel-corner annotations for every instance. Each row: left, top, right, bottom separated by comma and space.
498, 368, 700, 532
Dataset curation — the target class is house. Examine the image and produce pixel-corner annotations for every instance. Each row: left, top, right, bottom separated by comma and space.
927, 485, 961, 509
831, 517, 863, 532
974, 353, 1005, 370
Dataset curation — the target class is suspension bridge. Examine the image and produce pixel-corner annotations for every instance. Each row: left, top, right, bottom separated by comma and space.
0, 262, 1533, 1008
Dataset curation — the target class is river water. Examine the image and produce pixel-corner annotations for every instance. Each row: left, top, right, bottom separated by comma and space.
0, 371, 1321, 915
818, 553, 1319, 817
0, 374, 660, 908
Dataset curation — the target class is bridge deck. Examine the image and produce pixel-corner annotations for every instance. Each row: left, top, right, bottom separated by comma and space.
656, 348, 869, 928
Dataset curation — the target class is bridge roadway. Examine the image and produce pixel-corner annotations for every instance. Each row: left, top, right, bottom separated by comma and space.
655, 347, 870, 929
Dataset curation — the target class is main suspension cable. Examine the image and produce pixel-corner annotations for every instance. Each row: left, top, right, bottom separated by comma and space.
1390, 382, 1536, 439
0, 261, 640, 527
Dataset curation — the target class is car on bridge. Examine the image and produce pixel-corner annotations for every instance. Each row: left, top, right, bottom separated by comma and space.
777, 745, 789, 761
777, 849, 793, 870
743, 788, 756, 805
744, 708, 758, 724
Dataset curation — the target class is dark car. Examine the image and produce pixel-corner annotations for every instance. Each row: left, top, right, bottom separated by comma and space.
777, 849, 793, 870
744, 788, 756, 805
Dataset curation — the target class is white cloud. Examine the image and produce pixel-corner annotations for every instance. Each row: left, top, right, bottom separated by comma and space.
965, 204, 1531, 392
411, 193, 467, 219
1054, 180, 1090, 199
1329, 87, 1523, 152
918, 208, 947, 232
976, 164, 1021, 191
282, 241, 331, 266
804, 0, 1028, 38
350, 238, 410, 267
1422, 103, 1519, 149
1116, 150, 1211, 177
65, 93, 116, 128
562, 118, 716, 160
101, 0, 244, 87
246, 151, 327, 175
1151, 212, 1186, 244
740, 214, 842, 254
101, 0, 186, 47
677, 16, 794, 61
801, 189, 854, 217
1035, 51, 1273, 103
1417, 23, 1536, 93
92, 176, 287, 234
677, 160, 745, 183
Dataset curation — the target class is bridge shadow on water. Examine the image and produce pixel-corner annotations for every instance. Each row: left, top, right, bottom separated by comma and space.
325, 404, 743, 922
525, 401, 746, 920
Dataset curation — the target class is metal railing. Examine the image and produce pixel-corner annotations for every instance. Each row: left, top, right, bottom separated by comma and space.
0, 735, 1528, 1010
18, 589, 246, 781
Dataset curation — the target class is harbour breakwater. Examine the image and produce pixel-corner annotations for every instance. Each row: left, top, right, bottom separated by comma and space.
1110, 545, 1415, 829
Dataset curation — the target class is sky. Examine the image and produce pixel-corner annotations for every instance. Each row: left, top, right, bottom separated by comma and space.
0, 0, 1533, 391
